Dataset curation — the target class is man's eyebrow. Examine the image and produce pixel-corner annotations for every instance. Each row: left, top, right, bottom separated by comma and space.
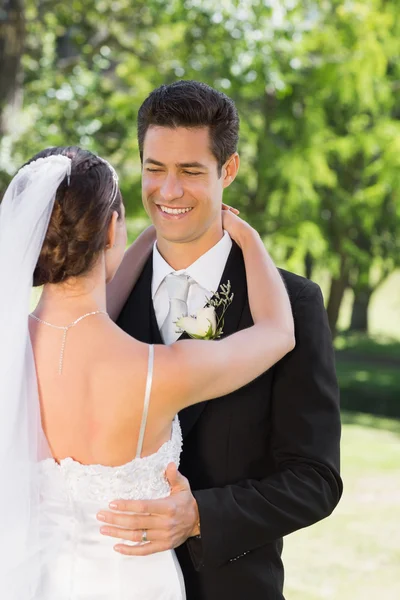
143, 158, 165, 166
177, 162, 208, 170
143, 159, 208, 170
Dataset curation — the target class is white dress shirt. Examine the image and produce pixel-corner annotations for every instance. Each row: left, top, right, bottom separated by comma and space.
152, 231, 233, 341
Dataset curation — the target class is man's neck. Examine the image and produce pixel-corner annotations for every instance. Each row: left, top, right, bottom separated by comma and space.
156, 227, 224, 270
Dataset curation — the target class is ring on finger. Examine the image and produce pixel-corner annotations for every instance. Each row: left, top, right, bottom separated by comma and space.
141, 529, 148, 544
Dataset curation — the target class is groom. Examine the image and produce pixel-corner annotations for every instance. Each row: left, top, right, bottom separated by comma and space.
108, 81, 342, 599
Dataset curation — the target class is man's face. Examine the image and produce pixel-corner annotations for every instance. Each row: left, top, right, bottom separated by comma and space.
142, 126, 229, 248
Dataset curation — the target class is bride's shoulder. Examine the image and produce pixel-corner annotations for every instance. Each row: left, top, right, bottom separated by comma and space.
94, 321, 177, 390
99, 319, 148, 362
87, 323, 151, 402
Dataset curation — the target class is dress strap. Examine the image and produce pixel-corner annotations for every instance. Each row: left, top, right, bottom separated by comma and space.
136, 344, 155, 458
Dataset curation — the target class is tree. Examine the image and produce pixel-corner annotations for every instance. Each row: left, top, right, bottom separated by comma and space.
168, 0, 400, 336
0, 0, 25, 188
3, 0, 178, 209
0, 0, 25, 136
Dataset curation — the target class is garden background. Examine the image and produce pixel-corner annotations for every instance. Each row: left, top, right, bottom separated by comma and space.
1, 1, 399, 597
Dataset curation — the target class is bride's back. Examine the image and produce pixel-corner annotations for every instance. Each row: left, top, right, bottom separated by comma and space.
30, 314, 171, 466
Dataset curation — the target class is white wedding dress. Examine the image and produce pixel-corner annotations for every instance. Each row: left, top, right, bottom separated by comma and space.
34, 348, 186, 600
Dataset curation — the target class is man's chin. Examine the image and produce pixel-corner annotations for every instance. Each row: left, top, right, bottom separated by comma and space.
155, 220, 222, 248
152, 221, 193, 242
157, 232, 197, 245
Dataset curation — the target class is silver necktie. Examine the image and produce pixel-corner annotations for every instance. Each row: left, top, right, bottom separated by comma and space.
161, 273, 192, 345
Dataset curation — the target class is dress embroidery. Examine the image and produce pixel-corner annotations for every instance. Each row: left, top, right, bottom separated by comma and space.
39, 416, 182, 503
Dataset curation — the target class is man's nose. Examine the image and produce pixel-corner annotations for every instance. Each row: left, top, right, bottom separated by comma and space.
160, 173, 184, 202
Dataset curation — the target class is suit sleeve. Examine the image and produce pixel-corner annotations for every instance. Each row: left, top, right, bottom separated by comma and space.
186, 281, 343, 569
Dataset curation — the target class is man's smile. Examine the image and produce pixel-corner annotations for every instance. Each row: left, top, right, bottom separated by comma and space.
156, 204, 194, 219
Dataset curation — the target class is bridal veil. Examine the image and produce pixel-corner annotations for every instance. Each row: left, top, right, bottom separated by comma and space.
0, 155, 72, 598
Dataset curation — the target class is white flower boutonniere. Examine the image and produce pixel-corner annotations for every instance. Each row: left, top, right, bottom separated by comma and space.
176, 281, 234, 340
176, 306, 217, 340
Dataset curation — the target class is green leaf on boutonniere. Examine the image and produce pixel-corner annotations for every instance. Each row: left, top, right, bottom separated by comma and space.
176, 308, 217, 339
205, 280, 234, 339
185, 321, 216, 340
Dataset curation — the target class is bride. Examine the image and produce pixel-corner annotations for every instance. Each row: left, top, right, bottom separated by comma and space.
0, 146, 295, 599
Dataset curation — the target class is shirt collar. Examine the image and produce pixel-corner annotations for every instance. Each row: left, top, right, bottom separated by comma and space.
152, 231, 232, 299
152, 244, 174, 299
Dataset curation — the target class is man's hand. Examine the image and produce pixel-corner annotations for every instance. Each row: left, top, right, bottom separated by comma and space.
97, 463, 200, 556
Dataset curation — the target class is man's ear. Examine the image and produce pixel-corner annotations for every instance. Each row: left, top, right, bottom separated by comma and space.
222, 153, 240, 189
106, 210, 119, 249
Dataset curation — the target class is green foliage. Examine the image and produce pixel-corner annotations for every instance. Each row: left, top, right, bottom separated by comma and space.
336, 358, 400, 418
335, 333, 400, 359
335, 334, 400, 419
1, 0, 399, 335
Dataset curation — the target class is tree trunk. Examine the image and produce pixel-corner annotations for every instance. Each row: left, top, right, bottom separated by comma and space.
349, 284, 373, 333
248, 90, 277, 234
326, 256, 349, 338
0, 0, 25, 138
304, 251, 314, 280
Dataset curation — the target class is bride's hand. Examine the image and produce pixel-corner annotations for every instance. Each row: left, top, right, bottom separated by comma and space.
222, 203, 240, 215
222, 209, 255, 248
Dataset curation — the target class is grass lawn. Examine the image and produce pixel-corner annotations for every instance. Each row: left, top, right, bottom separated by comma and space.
283, 412, 400, 600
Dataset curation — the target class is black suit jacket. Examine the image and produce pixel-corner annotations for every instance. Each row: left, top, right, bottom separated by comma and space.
117, 242, 342, 600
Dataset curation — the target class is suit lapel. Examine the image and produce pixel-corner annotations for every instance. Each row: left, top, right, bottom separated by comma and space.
149, 294, 163, 345
215, 241, 248, 339
179, 241, 248, 438
117, 254, 162, 345
138, 258, 163, 344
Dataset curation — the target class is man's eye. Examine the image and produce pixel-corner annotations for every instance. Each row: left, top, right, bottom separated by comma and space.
146, 168, 163, 173
184, 171, 201, 176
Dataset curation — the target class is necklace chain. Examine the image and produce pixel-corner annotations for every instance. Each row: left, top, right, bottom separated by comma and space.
29, 310, 108, 375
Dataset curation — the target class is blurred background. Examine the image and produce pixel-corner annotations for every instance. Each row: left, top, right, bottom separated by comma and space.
1, 0, 399, 597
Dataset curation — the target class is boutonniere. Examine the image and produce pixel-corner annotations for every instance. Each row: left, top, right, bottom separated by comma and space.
176, 281, 234, 340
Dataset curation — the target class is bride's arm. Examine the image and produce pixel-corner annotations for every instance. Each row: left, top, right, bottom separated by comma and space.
154, 213, 295, 412
106, 226, 156, 321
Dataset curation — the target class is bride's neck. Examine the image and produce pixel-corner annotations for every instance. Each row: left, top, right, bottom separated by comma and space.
34, 262, 107, 321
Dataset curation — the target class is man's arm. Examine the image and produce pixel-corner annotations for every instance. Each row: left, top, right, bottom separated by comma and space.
187, 280, 342, 568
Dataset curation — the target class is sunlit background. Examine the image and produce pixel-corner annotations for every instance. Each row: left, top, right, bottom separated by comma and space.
1, 1, 399, 598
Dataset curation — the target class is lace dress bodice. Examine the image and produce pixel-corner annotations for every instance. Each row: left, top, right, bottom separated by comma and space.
39, 416, 182, 503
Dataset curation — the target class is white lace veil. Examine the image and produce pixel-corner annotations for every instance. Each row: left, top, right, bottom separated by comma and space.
0, 155, 72, 598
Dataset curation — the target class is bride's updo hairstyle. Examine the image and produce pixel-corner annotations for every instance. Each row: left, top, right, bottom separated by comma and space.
26, 146, 123, 286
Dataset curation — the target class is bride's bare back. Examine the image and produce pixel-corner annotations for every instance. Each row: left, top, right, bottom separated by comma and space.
30, 315, 173, 466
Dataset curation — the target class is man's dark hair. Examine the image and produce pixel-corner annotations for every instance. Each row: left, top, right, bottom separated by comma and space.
137, 80, 239, 176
